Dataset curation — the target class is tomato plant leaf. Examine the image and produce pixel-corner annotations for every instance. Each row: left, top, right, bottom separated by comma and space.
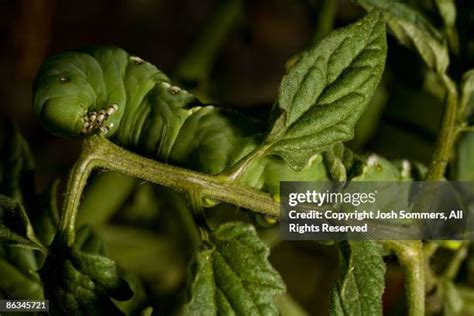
358, 0, 449, 74
435, 0, 456, 30
0, 121, 36, 210
40, 226, 132, 315
329, 241, 385, 316
461, 69, 474, 118
442, 280, 463, 316
267, 11, 386, 170
0, 195, 44, 251
457, 71, 474, 180
0, 125, 48, 299
0, 122, 54, 249
0, 248, 43, 299
183, 222, 286, 316
34, 179, 60, 247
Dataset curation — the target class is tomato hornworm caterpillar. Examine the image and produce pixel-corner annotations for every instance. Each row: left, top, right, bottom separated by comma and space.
33, 46, 401, 199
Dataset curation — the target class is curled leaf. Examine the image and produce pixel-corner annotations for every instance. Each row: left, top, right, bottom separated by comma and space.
0, 195, 45, 251
358, 0, 449, 74
40, 226, 132, 315
0, 121, 36, 208
323, 143, 354, 182
460, 69, 474, 118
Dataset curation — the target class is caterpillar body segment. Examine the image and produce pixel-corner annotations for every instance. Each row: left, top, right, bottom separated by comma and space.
33, 47, 330, 199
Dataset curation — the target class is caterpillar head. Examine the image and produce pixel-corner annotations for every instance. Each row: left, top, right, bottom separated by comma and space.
33, 47, 169, 138
33, 52, 100, 137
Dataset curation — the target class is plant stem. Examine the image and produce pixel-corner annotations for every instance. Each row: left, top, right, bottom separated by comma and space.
443, 241, 469, 280
423, 242, 440, 258
426, 74, 459, 180
417, 73, 462, 315
57, 148, 96, 246
384, 240, 425, 316
311, 0, 338, 44
58, 135, 279, 246
174, 0, 243, 99
423, 242, 440, 293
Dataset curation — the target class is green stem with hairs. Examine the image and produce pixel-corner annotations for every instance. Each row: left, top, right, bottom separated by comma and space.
407, 73, 461, 316
57, 135, 278, 246
426, 74, 459, 180
384, 240, 426, 316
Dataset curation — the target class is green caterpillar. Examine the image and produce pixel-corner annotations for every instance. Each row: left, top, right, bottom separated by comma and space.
33, 38, 408, 199
33, 47, 337, 196
33, 47, 249, 171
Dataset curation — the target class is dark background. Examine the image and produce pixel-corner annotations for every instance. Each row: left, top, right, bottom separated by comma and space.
1, 0, 311, 184
3, 0, 468, 190
0, 1, 360, 314
2, 1, 473, 314
0, 0, 368, 190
